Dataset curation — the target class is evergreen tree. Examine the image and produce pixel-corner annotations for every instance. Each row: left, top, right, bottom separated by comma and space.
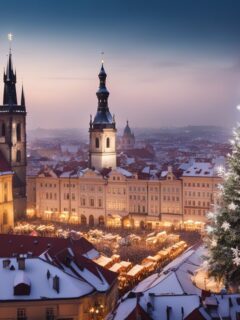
207, 125, 240, 289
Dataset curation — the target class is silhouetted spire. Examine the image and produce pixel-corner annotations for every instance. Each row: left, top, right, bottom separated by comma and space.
3, 51, 17, 105
21, 85, 25, 108
96, 62, 109, 112
91, 62, 115, 129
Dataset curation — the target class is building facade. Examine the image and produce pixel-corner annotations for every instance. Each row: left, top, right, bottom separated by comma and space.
27, 163, 222, 230
0, 51, 27, 218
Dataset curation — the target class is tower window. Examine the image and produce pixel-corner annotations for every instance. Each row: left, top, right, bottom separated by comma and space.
95, 137, 99, 148
1, 123, 5, 137
16, 123, 21, 142
16, 150, 21, 162
106, 137, 110, 148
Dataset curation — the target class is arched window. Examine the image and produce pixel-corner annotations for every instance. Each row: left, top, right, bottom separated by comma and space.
16, 150, 21, 162
106, 137, 110, 148
95, 137, 99, 148
89, 215, 94, 226
16, 123, 21, 142
2, 123, 5, 137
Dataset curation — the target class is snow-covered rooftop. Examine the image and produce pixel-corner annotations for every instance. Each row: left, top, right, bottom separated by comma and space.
0, 257, 93, 301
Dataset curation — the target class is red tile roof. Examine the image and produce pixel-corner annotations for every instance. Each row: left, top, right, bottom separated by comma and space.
0, 234, 92, 257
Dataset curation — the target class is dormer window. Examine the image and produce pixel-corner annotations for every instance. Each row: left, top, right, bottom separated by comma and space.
14, 271, 31, 296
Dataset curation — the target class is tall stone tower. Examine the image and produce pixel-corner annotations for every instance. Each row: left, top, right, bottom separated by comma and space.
0, 51, 27, 218
89, 63, 117, 170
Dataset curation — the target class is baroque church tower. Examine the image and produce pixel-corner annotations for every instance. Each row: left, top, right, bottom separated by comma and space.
0, 51, 27, 218
89, 63, 117, 170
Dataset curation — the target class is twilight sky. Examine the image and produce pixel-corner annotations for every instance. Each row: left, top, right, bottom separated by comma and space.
0, 0, 240, 130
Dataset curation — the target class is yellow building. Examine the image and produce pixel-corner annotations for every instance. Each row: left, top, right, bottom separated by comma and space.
0, 154, 14, 232
27, 162, 222, 230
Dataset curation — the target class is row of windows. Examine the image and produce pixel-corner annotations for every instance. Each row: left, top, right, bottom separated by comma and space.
185, 200, 210, 207
184, 182, 217, 188
80, 185, 103, 192
149, 187, 159, 192
80, 198, 102, 208
163, 195, 180, 202
63, 183, 76, 188
107, 188, 126, 195
129, 186, 146, 192
95, 137, 111, 148
40, 183, 57, 188
45, 193, 57, 200
184, 191, 212, 198
112, 176, 121, 181
162, 187, 180, 193
130, 205, 146, 213
184, 208, 208, 216
129, 195, 146, 201
63, 193, 76, 200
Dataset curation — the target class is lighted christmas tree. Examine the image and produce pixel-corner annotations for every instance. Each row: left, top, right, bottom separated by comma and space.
207, 119, 240, 289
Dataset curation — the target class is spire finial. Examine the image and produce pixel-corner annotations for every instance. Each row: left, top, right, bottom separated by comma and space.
101, 51, 104, 65
8, 33, 13, 53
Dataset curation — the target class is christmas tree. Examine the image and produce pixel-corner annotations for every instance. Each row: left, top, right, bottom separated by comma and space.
207, 122, 240, 289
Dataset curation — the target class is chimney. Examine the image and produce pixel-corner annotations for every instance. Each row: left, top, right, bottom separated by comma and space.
17, 257, 25, 270
168, 166, 173, 173
53, 275, 60, 293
